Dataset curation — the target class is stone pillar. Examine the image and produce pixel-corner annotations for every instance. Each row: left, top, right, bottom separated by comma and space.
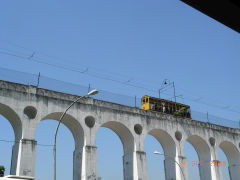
177, 155, 188, 180
134, 151, 147, 180
10, 143, 19, 175
81, 145, 97, 180
164, 157, 176, 180
211, 148, 223, 180
16, 139, 37, 177
211, 160, 222, 180
123, 152, 133, 180
229, 164, 240, 180
73, 148, 83, 180
198, 159, 211, 180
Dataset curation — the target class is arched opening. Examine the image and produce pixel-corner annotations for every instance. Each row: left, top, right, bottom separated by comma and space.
35, 112, 84, 180
218, 148, 230, 180
145, 129, 177, 180
184, 141, 200, 180
0, 115, 15, 176
185, 135, 212, 180
219, 141, 240, 180
96, 121, 134, 180
0, 103, 22, 175
144, 134, 165, 180
96, 127, 123, 180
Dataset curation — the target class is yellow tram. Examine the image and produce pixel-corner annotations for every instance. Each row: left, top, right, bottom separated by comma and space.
141, 95, 191, 118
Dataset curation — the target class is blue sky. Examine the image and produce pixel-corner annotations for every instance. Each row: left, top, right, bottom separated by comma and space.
0, 0, 239, 179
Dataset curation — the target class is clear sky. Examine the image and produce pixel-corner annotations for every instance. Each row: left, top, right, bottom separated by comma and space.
0, 0, 239, 180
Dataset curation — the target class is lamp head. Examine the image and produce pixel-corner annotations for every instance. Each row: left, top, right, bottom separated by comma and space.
88, 89, 98, 96
153, 151, 161, 155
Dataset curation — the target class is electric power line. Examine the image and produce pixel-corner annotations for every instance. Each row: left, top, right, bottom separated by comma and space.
0, 49, 168, 94
0, 42, 240, 114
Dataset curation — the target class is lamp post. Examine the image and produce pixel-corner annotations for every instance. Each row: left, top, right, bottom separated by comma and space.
53, 89, 98, 180
158, 79, 176, 102
153, 151, 186, 180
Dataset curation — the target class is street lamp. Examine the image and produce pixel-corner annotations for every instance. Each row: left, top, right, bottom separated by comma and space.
53, 89, 98, 180
153, 151, 186, 180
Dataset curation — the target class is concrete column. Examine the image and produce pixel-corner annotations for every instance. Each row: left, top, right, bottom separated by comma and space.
134, 151, 147, 180
81, 145, 97, 180
210, 148, 223, 180
210, 160, 222, 180
123, 152, 134, 180
10, 143, 19, 175
73, 148, 83, 180
16, 139, 37, 177
229, 164, 240, 180
177, 155, 188, 180
164, 157, 176, 180
198, 159, 211, 180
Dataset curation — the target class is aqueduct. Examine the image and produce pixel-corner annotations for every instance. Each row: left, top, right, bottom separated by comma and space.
0, 80, 239, 180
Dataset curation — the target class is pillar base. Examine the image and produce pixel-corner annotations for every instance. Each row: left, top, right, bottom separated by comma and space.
16, 139, 37, 177
134, 151, 147, 180
82, 145, 97, 180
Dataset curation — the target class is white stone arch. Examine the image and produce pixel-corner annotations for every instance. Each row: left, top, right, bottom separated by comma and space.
0, 103, 22, 142
41, 112, 84, 148
39, 112, 84, 180
145, 128, 177, 180
0, 103, 22, 175
219, 141, 240, 180
147, 129, 176, 156
96, 121, 135, 180
185, 135, 212, 180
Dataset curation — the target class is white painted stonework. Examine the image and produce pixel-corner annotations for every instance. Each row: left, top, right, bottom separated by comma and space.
0, 80, 239, 180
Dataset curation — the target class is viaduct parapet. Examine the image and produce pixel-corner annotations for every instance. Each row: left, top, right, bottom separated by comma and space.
0, 80, 239, 180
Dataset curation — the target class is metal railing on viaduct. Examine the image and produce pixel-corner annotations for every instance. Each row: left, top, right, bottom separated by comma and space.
0, 80, 239, 180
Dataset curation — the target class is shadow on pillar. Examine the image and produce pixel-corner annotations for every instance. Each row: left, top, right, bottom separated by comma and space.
123, 152, 133, 180
73, 148, 82, 180
10, 143, 19, 175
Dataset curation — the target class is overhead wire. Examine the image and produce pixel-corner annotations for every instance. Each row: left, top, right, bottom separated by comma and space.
0, 48, 168, 94
0, 41, 239, 114
0, 40, 164, 88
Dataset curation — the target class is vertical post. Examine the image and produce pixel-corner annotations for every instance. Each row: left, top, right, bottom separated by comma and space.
173, 82, 176, 103
53, 144, 56, 180
207, 112, 209, 123
135, 96, 137, 107
158, 89, 160, 98
173, 82, 177, 116
37, 72, 40, 87
88, 84, 91, 93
